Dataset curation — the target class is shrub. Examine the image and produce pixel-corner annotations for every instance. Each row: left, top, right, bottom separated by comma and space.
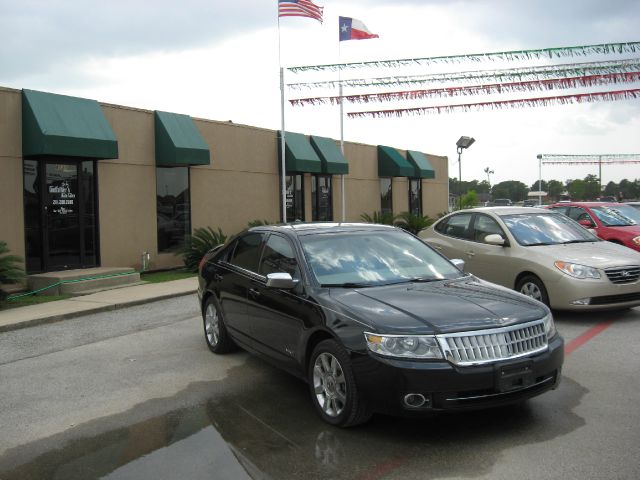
176, 227, 227, 272
393, 212, 435, 235
0, 241, 24, 302
247, 219, 272, 228
360, 211, 396, 225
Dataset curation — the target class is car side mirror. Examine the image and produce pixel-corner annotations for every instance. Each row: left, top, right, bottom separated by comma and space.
265, 272, 297, 289
451, 258, 465, 271
484, 234, 506, 246
578, 219, 594, 228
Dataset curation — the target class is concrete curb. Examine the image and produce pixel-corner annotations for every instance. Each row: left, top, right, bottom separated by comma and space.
0, 289, 197, 334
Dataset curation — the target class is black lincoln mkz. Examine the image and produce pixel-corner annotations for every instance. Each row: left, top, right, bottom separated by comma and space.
197, 223, 564, 427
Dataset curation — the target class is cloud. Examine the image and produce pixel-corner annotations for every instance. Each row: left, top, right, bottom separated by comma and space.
0, 0, 272, 82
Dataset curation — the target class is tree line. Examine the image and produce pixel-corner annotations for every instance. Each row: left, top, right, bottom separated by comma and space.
449, 175, 640, 202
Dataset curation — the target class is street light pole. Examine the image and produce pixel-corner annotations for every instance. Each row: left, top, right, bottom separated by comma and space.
455, 136, 475, 210
537, 154, 542, 205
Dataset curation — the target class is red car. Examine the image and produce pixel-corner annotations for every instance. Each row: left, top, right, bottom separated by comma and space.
548, 202, 640, 252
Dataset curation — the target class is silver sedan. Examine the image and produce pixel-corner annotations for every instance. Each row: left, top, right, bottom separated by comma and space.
420, 207, 640, 310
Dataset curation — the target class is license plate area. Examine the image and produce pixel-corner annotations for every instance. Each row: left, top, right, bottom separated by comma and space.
496, 360, 534, 392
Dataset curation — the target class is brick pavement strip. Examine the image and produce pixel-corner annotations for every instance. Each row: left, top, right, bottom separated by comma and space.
0, 277, 198, 333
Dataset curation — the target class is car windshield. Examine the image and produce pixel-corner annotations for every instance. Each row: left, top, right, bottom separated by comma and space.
299, 230, 464, 287
590, 205, 639, 226
501, 213, 598, 246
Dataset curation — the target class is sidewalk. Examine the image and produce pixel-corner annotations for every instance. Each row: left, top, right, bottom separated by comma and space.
0, 277, 198, 333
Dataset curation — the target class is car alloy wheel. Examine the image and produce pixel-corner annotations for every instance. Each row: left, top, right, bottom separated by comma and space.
308, 339, 371, 427
205, 303, 220, 348
313, 352, 347, 417
202, 297, 236, 354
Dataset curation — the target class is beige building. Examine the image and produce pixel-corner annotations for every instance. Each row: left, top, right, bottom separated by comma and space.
0, 86, 448, 275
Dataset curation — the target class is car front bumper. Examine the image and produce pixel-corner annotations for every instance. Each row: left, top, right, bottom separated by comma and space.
548, 274, 640, 310
352, 334, 564, 415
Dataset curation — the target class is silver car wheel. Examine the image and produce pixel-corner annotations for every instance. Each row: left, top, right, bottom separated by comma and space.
520, 281, 542, 301
313, 352, 347, 417
205, 303, 220, 347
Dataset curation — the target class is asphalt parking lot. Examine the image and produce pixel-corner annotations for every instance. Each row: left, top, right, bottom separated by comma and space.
0, 299, 638, 480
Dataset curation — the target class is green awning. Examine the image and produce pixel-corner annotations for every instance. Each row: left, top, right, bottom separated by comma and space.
22, 89, 118, 159
155, 111, 210, 166
310, 135, 349, 174
407, 150, 436, 179
378, 145, 414, 177
278, 131, 322, 173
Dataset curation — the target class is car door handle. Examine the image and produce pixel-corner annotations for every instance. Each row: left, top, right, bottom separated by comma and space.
249, 288, 261, 299
213, 273, 223, 282
433, 245, 442, 251
465, 250, 475, 257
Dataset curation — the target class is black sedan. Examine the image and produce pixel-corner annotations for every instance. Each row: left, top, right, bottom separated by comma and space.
197, 223, 564, 427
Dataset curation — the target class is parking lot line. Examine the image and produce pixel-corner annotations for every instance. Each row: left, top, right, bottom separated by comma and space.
564, 320, 614, 356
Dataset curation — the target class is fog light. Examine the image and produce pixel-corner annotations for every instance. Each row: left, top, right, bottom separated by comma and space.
571, 298, 591, 305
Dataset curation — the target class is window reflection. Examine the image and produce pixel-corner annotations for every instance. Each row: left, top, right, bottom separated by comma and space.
312, 175, 332, 221
409, 179, 421, 215
156, 167, 191, 252
380, 178, 392, 214
286, 174, 304, 221
502, 213, 598, 246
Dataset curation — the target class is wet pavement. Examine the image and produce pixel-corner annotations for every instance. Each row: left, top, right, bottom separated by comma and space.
0, 300, 639, 480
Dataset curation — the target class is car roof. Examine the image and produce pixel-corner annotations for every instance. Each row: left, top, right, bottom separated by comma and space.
247, 222, 397, 236
451, 206, 553, 216
550, 201, 621, 207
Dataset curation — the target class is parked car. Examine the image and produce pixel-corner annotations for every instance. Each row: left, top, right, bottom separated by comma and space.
492, 198, 513, 206
198, 223, 563, 427
420, 207, 640, 310
523, 199, 540, 207
547, 202, 640, 252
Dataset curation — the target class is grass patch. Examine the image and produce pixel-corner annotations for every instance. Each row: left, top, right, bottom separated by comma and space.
141, 269, 196, 284
0, 294, 72, 310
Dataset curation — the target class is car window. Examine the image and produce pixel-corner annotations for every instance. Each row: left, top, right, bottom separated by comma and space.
259, 234, 300, 279
549, 206, 568, 215
501, 213, 598, 246
472, 214, 505, 243
590, 205, 639, 226
229, 232, 265, 273
567, 207, 594, 223
442, 213, 473, 239
300, 230, 463, 286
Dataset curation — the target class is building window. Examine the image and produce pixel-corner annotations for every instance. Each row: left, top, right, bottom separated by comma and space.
285, 174, 304, 222
157, 167, 191, 252
312, 174, 332, 221
380, 178, 393, 214
409, 178, 422, 215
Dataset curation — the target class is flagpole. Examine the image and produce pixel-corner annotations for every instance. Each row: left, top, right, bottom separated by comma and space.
339, 40, 346, 222
278, 15, 287, 223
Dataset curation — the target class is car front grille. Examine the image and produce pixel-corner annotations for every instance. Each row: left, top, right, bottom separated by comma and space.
605, 265, 640, 284
437, 320, 548, 366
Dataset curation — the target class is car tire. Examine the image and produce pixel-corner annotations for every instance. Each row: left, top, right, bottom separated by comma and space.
516, 274, 550, 307
203, 296, 237, 354
308, 339, 371, 427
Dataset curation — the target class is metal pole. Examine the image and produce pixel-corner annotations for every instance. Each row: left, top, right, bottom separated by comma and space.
279, 67, 287, 223
538, 154, 542, 205
598, 155, 602, 194
339, 81, 345, 222
458, 148, 462, 210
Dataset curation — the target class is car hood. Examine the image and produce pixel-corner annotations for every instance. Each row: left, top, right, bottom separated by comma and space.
330, 276, 547, 335
527, 241, 640, 268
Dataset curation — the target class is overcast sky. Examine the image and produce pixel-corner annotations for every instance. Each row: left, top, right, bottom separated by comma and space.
2, 0, 639, 187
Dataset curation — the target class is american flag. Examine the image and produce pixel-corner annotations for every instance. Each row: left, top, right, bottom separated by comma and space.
278, 0, 324, 23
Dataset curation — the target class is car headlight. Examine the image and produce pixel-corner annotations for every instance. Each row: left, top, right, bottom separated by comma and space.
554, 261, 601, 279
364, 333, 444, 359
542, 313, 557, 339
632, 236, 640, 247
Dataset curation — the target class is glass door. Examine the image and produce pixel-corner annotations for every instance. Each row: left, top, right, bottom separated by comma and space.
45, 163, 81, 270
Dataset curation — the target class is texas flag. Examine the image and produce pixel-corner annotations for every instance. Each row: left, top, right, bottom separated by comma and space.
339, 16, 379, 41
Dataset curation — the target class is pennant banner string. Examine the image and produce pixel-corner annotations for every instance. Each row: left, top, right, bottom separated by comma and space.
347, 88, 640, 117
287, 58, 640, 90
289, 72, 640, 106
287, 41, 640, 73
